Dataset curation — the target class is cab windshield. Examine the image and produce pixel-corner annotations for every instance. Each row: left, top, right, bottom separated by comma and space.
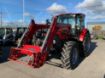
57, 14, 75, 28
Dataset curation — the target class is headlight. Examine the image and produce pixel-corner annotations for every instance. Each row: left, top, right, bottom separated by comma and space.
53, 40, 56, 44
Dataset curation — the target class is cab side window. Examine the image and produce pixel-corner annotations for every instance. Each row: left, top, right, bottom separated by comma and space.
76, 16, 85, 29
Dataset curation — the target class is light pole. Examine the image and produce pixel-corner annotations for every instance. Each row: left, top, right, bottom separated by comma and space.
0, 11, 3, 27
0, 9, 6, 27
23, 0, 25, 26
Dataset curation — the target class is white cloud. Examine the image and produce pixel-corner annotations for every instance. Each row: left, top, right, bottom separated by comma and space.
76, 0, 105, 20
86, 15, 105, 22
17, 19, 23, 23
24, 12, 30, 16
24, 12, 35, 19
41, 21, 46, 24
3, 20, 9, 23
76, 0, 102, 9
47, 3, 67, 14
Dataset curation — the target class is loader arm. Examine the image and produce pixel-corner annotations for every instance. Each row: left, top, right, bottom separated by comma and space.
18, 20, 49, 47
41, 17, 57, 52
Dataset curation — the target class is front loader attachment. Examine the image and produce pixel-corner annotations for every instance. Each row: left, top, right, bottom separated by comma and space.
8, 17, 57, 68
8, 20, 49, 68
9, 45, 48, 68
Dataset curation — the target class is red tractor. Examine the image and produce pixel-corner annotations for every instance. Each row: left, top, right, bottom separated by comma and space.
9, 13, 91, 69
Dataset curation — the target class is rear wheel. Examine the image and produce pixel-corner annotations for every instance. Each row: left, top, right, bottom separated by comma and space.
83, 32, 91, 56
61, 41, 80, 69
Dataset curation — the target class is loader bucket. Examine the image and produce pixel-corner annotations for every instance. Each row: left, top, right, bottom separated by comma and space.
9, 45, 48, 68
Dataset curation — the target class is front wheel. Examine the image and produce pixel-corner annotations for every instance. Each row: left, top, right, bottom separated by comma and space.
83, 32, 91, 56
61, 41, 80, 69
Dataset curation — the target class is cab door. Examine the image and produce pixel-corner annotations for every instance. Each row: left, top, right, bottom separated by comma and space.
75, 15, 85, 37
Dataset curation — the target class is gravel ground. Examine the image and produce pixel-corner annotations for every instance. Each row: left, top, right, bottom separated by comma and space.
0, 40, 105, 78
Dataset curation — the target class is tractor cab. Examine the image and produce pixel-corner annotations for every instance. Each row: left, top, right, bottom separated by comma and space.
56, 13, 85, 37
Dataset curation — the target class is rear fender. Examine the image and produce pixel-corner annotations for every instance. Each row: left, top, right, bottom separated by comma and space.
79, 28, 88, 42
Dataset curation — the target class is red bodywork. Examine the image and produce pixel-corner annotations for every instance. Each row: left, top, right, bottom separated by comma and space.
79, 28, 88, 42
9, 13, 88, 68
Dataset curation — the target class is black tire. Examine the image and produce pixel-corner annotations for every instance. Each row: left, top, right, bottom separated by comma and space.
61, 41, 80, 69
83, 32, 91, 56
0, 46, 10, 62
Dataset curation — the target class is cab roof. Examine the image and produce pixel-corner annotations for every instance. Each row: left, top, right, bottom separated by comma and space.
56, 13, 85, 17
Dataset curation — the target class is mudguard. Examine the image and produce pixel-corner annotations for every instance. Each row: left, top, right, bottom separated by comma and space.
79, 28, 89, 42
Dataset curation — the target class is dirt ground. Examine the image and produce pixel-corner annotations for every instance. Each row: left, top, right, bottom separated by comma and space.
0, 40, 105, 78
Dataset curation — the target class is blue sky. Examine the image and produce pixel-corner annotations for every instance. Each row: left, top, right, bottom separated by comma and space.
0, 0, 105, 24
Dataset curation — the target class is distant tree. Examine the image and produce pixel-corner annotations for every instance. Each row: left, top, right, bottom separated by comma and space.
92, 25, 102, 31
92, 25, 103, 39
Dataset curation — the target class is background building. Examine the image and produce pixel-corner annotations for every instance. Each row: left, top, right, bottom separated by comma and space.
87, 22, 105, 32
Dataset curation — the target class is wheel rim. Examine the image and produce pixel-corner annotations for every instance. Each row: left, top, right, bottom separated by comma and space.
71, 48, 78, 65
